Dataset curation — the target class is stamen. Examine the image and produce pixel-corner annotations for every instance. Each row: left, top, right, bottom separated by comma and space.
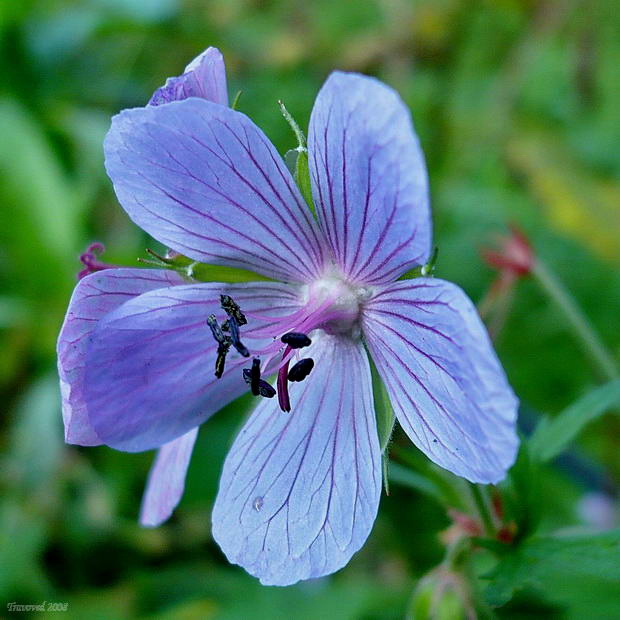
281, 332, 312, 349
226, 316, 250, 357
242, 367, 276, 398
207, 314, 233, 378
220, 294, 247, 326
250, 358, 261, 395
288, 358, 314, 382
220, 295, 250, 357
207, 314, 226, 343
258, 380, 276, 398
215, 339, 231, 378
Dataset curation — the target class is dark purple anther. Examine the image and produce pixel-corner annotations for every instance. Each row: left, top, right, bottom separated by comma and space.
215, 339, 231, 378
207, 314, 232, 378
250, 358, 261, 395
257, 380, 276, 398
288, 358, 314, 382
243, 367, 275, 398
220, 294, 247, 326
207, 314, 226, 343
220, 295, 249, 357
281, 332, 312, 349
226, 316, 250, 357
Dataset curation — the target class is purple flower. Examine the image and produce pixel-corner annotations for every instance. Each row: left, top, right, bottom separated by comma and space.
57, 46, 518, 586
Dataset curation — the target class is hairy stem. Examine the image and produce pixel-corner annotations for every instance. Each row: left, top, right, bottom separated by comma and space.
533, 259, 618, 382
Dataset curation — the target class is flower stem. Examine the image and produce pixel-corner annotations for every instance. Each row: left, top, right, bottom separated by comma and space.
469, 484, 495, 538
532, 259, 619, 382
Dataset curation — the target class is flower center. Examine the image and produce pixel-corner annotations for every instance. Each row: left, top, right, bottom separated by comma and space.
303, 276, 365, 337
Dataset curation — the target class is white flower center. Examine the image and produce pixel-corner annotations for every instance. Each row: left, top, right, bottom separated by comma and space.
303, 275, 372, 338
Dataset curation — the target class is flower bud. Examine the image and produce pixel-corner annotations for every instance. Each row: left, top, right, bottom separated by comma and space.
407, 567, 474, 620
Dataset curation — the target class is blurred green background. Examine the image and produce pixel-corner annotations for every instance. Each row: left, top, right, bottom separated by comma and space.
1, 0, 619, 618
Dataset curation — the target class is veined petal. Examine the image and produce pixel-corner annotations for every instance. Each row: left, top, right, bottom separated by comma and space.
308, 72, 431, 284
140, 427, 199, 527
57, 268, 184, 446
149, 46, 228, 106
362, 279, 518, 483
104, 99, 326, 282
84, 282, 303, 452
212, 334, 381, 586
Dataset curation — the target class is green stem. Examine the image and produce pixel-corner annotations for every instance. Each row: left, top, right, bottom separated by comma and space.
442, 535, 470, 570
470, 484, 494, 538
532, 259, 618, 382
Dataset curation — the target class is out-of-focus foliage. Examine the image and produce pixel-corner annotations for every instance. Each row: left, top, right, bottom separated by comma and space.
1, 0, 619, 618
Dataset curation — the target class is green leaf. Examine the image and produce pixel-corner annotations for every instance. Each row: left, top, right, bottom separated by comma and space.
8, 375, 64, 491
529, 380, 620, 462
388, 462, 446, 505
502, 440, 542, 541
484, 529, 620, 607
0, 98, 78, 263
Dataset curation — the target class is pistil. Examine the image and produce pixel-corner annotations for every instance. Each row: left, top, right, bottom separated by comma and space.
208, 277, 363, 410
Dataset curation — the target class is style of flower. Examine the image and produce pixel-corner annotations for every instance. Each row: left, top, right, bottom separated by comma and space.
57, 46, 519, 586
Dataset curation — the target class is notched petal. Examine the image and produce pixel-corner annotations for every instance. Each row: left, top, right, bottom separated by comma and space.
362, 278, 519, 483
83, 282, 303, 452
104, 99, 326, 282
56, 268, 184, 446
212, 336, 381, 586
308, 71, 432, 284
149, 46, 228, 107
140, 427, 199, 527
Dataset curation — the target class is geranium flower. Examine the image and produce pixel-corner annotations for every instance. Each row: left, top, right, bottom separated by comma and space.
57, 46, 518, 586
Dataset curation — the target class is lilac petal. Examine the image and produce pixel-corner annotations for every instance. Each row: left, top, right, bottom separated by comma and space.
57, 268, 184, 446
84, 282, 303, 452
140, 427, 199, 527
362, 279, 519, 483
308, 72, 432, 284
212, 335, 381, 586
149, 46, 228, 107
104, 99, 326, 282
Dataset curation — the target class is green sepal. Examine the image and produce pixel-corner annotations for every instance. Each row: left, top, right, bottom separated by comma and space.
187, 262, 274, 283
398, 246, 439, 280
279, 100, 315, 217
295, 148, 315, 216
141, 250, 274, 283
231, 90, 243, 111
368, 353, 396, 454
284, 147, 315, 216
368, 351, 396, 495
